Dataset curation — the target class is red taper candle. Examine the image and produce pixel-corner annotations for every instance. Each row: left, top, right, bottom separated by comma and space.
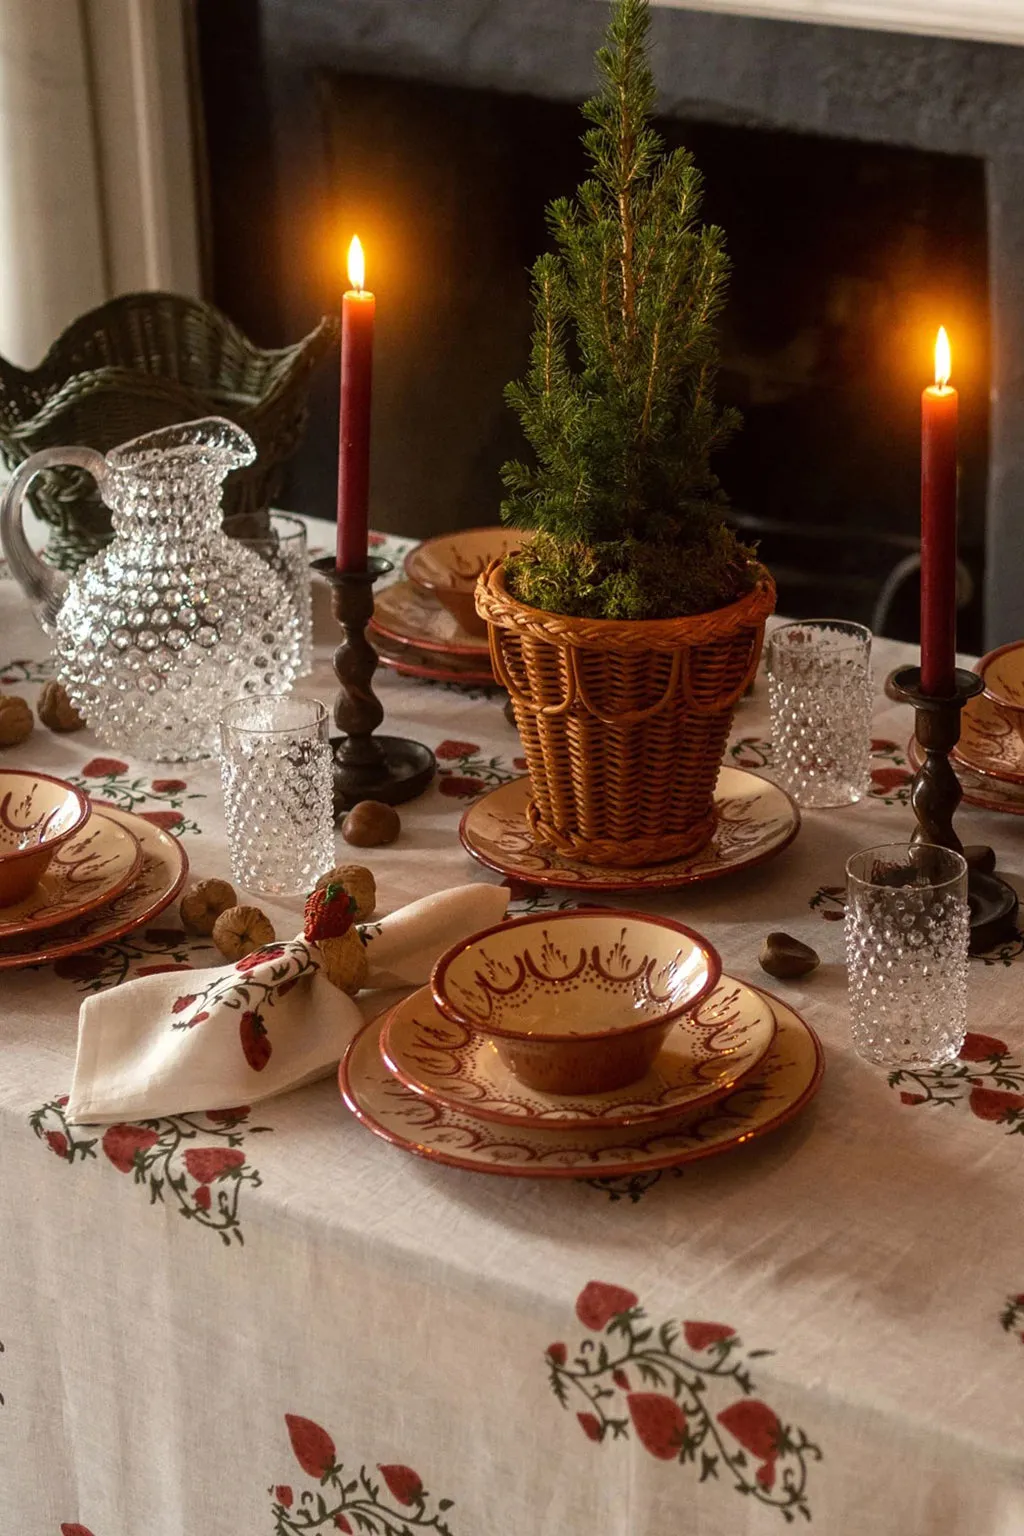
337, 235, 375, 571
919, 326, 958, 697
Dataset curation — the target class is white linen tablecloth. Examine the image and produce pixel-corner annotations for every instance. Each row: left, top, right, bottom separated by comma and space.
1, 524, 1023, 1536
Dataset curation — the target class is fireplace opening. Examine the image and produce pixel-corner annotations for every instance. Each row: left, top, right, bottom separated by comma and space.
199, 49, 989, 650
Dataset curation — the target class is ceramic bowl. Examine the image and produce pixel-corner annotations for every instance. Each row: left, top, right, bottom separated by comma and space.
404, 526, 531, 638
431, 909, 721, 1095
980, 641, 1024, 743
0, 770, 90, 906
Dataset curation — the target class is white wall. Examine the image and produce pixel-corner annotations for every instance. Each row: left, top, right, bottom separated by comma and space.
651, 0, 1024, 47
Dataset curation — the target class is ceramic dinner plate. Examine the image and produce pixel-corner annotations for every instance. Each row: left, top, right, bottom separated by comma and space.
371, 626, 497, 686
379, 976, 777, 1130
0, 806, 188, 969
907, 736, 1024, 816
458, 768, 800, 893
953, 691, 1024, 786
371, 579, 492, 658
340, 981, 823, 1179
0, 811, 142, 938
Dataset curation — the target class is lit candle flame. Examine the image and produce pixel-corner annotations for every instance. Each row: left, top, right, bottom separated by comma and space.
934, 326, 951, 389
347, 235, 365, 293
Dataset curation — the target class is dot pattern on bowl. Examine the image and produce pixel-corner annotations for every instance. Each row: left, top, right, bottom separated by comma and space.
0, 777, 82, 853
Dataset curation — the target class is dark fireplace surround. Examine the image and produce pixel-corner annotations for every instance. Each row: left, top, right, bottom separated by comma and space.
197, 0, 1024, 649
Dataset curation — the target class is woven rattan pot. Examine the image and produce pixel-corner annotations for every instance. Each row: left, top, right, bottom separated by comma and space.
0, 292, 339, 568
476, 560, 776, 867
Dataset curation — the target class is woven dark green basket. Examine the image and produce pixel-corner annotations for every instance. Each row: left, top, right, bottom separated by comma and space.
0, 292, 339, 567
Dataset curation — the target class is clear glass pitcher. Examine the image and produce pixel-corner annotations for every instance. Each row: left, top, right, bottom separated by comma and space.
0, 417, 300, 760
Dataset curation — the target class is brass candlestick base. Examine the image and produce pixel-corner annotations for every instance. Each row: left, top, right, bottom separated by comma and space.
890, 664, 1018, 953
312, 555, 435, 815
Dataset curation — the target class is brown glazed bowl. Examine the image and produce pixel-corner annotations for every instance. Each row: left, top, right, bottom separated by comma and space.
404, 526, 532, 638
431, 909, 721, 1096
0, 769, 90, 905
979, 640, 1024, 744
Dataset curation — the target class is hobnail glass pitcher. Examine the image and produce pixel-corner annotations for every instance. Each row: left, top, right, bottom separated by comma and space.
0, 417, 300, 761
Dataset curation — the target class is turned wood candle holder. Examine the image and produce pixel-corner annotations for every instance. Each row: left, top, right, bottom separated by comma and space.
889, 663, 1018, 953
312, 555, 435, 816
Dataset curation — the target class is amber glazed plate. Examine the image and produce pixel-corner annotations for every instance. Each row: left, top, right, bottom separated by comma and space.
403, 526, 532, 637
953, 690, 1024, 786
0, 806, 188, 970
371, 579, 492, 658
458, 768, 800, 893
380, 977, 777, 1130
0, 811, 142, 938
907, 736, 1024, 816
340, 982, 823, 1179
370, 625, 497, 687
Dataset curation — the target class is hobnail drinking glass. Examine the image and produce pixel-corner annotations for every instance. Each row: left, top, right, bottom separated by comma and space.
219, 694, 335, 896
240, 512, 313, 676
766, 620, 873, 808
845, 841, 969, 1069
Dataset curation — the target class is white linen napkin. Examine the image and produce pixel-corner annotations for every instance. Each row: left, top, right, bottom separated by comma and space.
66, 883, 509, 1124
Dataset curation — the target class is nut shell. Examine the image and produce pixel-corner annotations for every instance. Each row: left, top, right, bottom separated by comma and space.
37, 680, 85, 732
180, 878, 239, 936
759, 931, 820, 981
315, 863, 376, 920
316, 928, 369, 993
0, 694, 33, 747
212, 904, 276, 961
342, 800, 400, 848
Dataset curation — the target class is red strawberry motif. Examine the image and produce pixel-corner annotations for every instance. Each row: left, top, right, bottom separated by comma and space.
959, 1032, 1009, 1062
577, 1412, 602, 1442
900, 1092, 926, 1105
139, 810, 184, 830
717, 1399, 781, 1461
500, 878, 534, 903
575, 1280, 639, 1330
183, 1011, 209, 1028
137, 963, 192, 976
207, 1106, 249, 1124
54, 954, 106, 981
304, 883, 356, 943
285, 1414, 337, 1478
435, 739, 480, 759
46, 1131, 69, 1158
236, 946, 285, 973
144, 927, 187, 945
969, 1086, 1024, 1122
193, 1185, 211, 1212
81, 757, 128, 777
60, 1526, 96, 1536
438, 775, 486, 798
183, 1147, 246, 1183
870, 738, 897, 753
683, 1321, 736, 1352
151, 778, 187, 793
870, 767, 912, 795
378, 1465, 423, 1505
240, 1010, 271, 1071
756, 1458, 778, 1489
334, 1518, 353, 1533
172, 993, 197, 1014
613, 1368, 630, 1390
56, 1095, 69, 1106
513, 756, 528, 770
274, 1486, 293, 1509
547, 1342, 567, 1365
102, 1123, 159, 1174
627, 1393, 686, 1460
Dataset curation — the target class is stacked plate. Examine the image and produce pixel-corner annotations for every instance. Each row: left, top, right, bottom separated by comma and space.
0, 770, 187, 971
907, 675, 1024, 818
340, 910, 824, 1180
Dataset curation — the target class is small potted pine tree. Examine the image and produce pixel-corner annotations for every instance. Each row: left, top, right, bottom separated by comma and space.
476, 0, 775, 867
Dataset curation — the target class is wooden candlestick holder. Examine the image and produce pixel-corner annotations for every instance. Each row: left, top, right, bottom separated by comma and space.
889, 663, 1018, 952
312, 555, 435, 816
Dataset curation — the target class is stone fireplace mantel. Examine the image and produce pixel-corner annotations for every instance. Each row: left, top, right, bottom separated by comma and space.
653, 0, 1024, 48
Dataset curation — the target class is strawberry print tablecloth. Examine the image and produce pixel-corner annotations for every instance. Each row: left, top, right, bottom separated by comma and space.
2, 522, 1024, 1535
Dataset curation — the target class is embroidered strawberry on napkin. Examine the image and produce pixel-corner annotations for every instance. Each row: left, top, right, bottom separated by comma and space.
66, 883, 508, 1125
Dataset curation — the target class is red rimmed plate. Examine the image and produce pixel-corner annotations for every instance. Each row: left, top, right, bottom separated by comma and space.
379, 977, 777, 1130
953, 690, 1024, 786
371, 579, 492, 658
371, 626, 497, 687
908, 736, 1024, 816
0, 806, 188, 970
0, 811, 142, 938
340, 981, 823, 1179
458, 769, 800, 893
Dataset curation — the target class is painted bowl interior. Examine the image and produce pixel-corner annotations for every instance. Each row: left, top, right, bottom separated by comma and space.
981, 643, 1024, 733
405, 528, 533, 638
0, 771, 90, 904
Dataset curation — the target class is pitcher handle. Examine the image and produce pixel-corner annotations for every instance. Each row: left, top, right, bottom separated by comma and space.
0, 446, 109, 633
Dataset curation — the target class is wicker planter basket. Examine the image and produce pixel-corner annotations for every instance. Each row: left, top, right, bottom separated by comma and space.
476, 561, 776, 867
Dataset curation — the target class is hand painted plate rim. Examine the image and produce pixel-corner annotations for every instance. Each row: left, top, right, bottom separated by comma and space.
952, 690, 1024, 786
379, 978, 778, 1130
371, 578, 492, 659
339, 981, 824, 1179
907, 735, 1024, 816
0, 806, 188, 969
0, 811, 143, 938
458, 768, 800, 892
371, 626, 497, 686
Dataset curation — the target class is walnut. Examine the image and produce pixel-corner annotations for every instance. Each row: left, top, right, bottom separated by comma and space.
0, 694, 33, 747
341, 800, 400, 847
180, 878, 239, 936
37, 680, 85, 732
315, 928, 369, 994
314, 863, 376, 920
212, 904, 276, 961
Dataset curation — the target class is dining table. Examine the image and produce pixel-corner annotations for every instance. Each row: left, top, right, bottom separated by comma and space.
1, 520, 1023, 1536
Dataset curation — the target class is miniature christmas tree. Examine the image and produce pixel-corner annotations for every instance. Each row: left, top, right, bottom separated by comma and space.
501, 0, 755, 621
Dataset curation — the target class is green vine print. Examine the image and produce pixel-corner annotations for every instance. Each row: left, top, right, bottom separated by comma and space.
170, 940, 319, 1073
584, 1168, 684, 1202
433, 739, 521, 801
31, 1097, 271, 1246
0, 656, 53, 684
66, 758, 206, 835
891, 1032, 1024, 1129
53, 924, 216, 993
1000, 1293, 1024, 1344
730, 736, 913, 806
547, 1281, 821, 1522
270, 1415, 456, 1534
